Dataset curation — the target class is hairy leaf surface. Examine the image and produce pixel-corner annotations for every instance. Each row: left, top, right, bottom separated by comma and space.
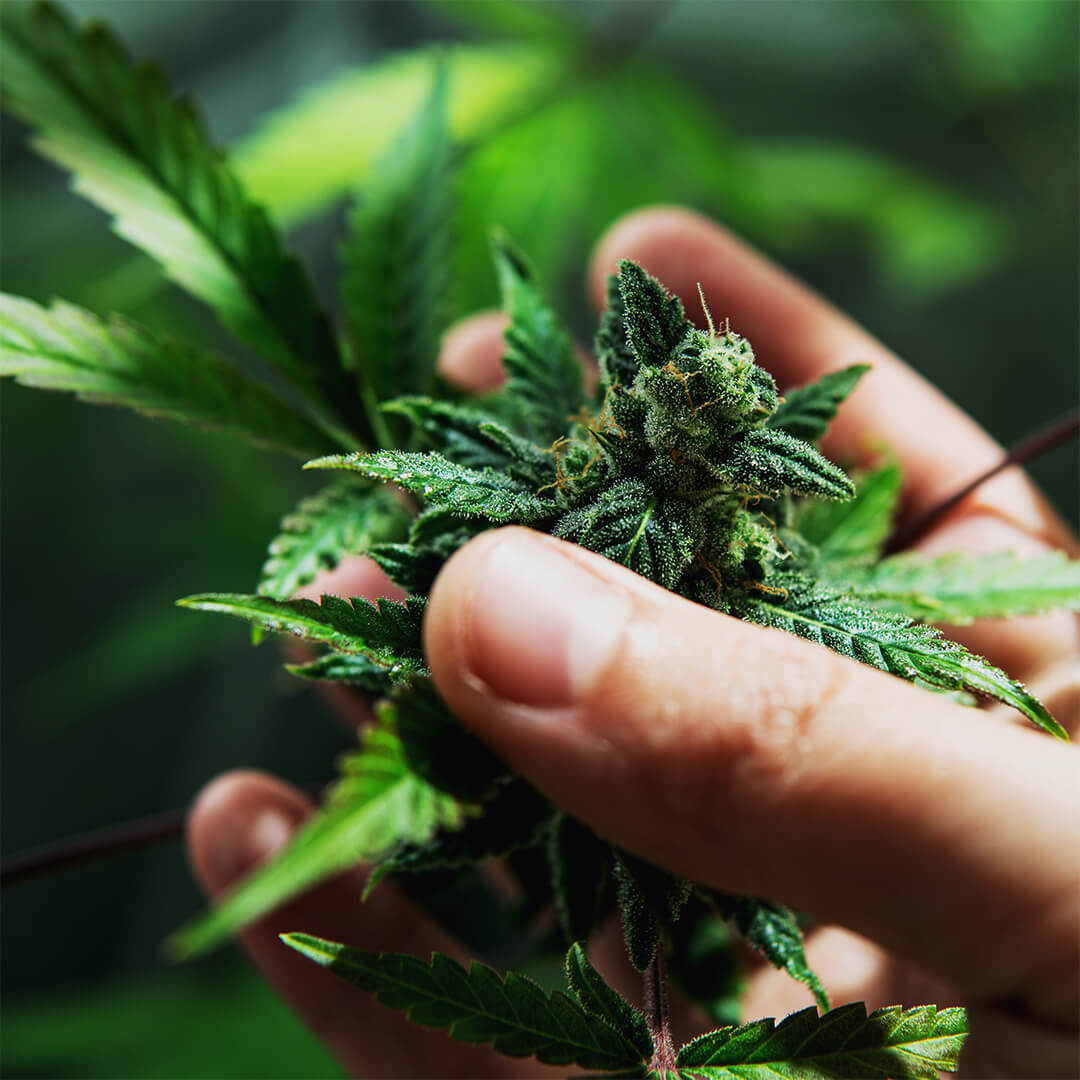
740, 580, 1066, 738
768, 365, 870, 442
565, 943, 654, 1062
0, 2, 359, 443
614, 851, 692, 971
0, 294, 331, 458
258, 483, 409, 600
835, 550, 1080, 624
307, 450, 561, 522
617, 261, 687, 371
170, 719, 463, 957
281, 935, 652, 1071
342, 62, 453, 436
676, 1002, 968, 1078
722, 429, 854, 500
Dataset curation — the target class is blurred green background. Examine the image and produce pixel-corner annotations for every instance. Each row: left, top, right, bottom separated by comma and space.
2, 1, 1076, 1075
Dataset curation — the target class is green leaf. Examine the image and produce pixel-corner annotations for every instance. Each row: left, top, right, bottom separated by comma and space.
0, 1, 360, 444
565, 943, 654, 1063
554, 479, 699, 591
617, 261, 689, 372
768, 365, 870, 442
169, 717, 464, 957
548, 813, 614, 946
257, 483, 410, 601
369, 780, 552, 896
676, 1002, 968, 1079
280, 936, 652, 1071
177, 592, 426, 681
740, 579, 1068, 739
792, 462, 901, 566
0, 294, 332, 458
341, 60, 453, 438
613, 851, 692, 972
306, 449, 561, 523
705, 892, 828, 1012
285, 651, 397, 696
834, 550, 1080, 625
724, 429, 855, 500
233, 44, 567, 227
490, 231, 585, 444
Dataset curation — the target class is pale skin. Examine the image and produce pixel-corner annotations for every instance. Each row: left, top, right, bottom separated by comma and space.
186, 208, 1080, 1078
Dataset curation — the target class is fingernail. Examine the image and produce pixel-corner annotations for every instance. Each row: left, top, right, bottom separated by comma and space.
462, 533, 631, 707
205, 807, 296, 888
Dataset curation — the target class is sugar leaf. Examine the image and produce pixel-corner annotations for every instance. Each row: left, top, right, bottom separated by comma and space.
177, 593, 426, 682
0, 294, 333, 458
768, 364, 870, 442
257, 483, 409, 601
616, 261, 688, 372
548, 813, 615, 946
834, 550, 1080, 625
676, 1002, 968, 1078
565, 943, 654, 1062
306, 449, 562, 522
723, 429, 855, 500
792, 462, 901, 566
490, 230, 586, 443
281, 935, 653, 1072
341, 60, 453, 440
168, 715, 464, 957
740, 579, 1068, 739
613, 850, 692, 972
704, 891, 828, 1011
0, 1, 360, 444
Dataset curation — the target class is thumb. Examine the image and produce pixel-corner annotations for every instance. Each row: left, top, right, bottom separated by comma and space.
425, 527, 1079, 1028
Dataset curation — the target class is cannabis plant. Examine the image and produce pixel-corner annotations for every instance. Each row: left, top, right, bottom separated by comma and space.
4, 4, 1079, 1077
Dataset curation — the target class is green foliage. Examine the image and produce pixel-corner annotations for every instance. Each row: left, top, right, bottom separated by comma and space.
768, 365, 870, 442
739, 579, 1067, 740
169, 709, 465, 958
0, 1, 360, 445
613, 851, 692, 972
341, 61, 454, 445
258, 483, 410, 600
0, 294, 334, 459
704, 892, 828, 1012
280, 936, 653, 1072
834, 550, 1080, 624
675, 1002, 968, 1079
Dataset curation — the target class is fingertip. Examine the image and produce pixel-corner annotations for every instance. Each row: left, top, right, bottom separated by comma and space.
438, 311, 509, 393
186, 771, 312, 898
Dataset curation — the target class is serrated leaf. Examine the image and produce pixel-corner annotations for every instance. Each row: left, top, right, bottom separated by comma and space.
369, 780, 552, 896
613, 851, 692, 972
724, 428, 855, 500
177, 592, 426, 682
617, 261, 688, 371
169, 716, 464, 957
676, 1002, 968, 1078
342, 60, 453, 438
490, 231, 585, 443
548, 813, 614, 946
0, 1, 361, 444
285, 651, 397, 696
257, 483, 410, 601
554, 479, 699, 591
384, 396, 553, 483
566, 943, 654, 1062
792, 462, 901, 566
281, 936, 652, 1071
834, 550, 1080, 625
705, 891, 828, 1012
0, 294, 332, 458
740, 578, 1067, 739
768, 365, 870, 442
306, 449, 561, 522
595, 274, 641, 390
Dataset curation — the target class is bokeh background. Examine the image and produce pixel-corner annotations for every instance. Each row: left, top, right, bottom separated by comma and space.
3, 1, 1077, 1075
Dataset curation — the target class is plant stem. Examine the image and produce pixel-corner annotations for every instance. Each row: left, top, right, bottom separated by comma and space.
644, 948, 677, 1073
886, 409, 1079, 553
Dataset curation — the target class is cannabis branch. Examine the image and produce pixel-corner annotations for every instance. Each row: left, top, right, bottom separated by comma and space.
3, 4, 1079, 1077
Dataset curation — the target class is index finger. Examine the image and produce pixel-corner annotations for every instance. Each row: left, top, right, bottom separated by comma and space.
589, 207, 1074, 550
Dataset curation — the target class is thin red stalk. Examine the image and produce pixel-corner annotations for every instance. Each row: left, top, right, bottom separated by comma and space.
886, 410, 1079, 553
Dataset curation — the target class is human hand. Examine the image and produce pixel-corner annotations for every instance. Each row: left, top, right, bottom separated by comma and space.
187, 208, 1079, 1078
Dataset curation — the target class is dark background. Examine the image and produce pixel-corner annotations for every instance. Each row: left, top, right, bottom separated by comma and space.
3, 1, 1077, 1075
